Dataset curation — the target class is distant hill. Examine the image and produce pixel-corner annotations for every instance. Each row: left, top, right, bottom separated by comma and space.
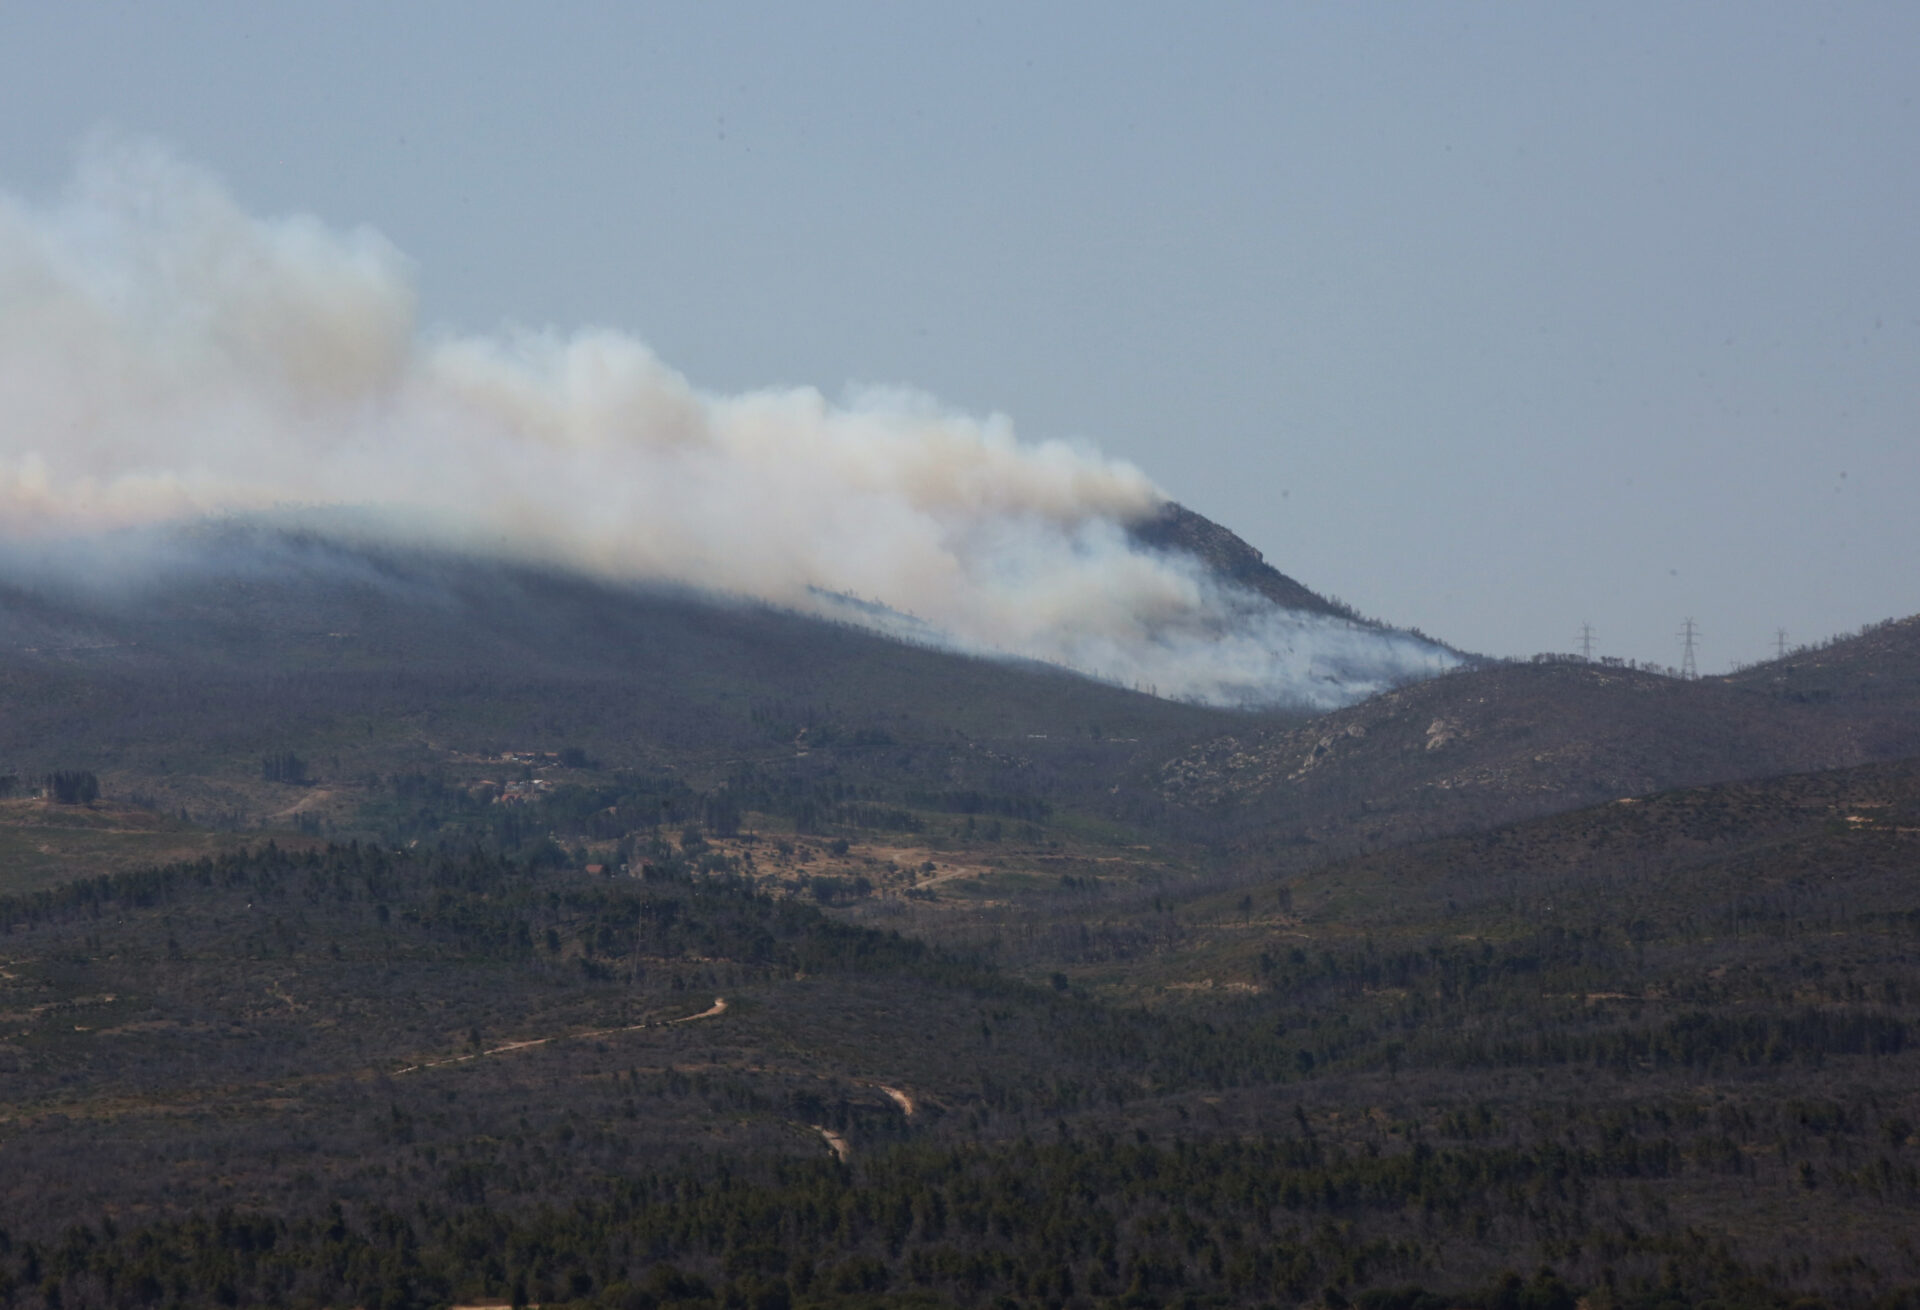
1725, 612, 1920, 756
1152, 615, 1920, 865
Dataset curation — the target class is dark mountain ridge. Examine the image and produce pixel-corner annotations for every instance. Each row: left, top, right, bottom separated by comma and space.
1127, 501, 1361, 621
4, 519, 1917, 870
0, 523, 1266, 830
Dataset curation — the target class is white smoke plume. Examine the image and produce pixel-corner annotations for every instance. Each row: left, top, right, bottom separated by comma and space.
0, 138, 1457, 708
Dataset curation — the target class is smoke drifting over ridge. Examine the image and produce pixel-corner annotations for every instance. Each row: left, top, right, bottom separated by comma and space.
0, 140, 1456, 708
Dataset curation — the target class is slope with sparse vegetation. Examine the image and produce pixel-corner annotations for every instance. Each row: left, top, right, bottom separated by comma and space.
5, 532, 1920, 1308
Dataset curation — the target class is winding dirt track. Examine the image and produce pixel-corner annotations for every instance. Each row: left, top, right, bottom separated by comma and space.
874, 1084, 916, 1117
797, 1081, 917, 1163
393, 997, 727, 1075
813, 1125, 852, 1162
392, 994, 924, 1174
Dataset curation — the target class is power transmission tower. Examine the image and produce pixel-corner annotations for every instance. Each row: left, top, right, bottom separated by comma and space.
1775, 628, 1789, 661
1578, 623, 1595, 661
1679, 617, 1699, 680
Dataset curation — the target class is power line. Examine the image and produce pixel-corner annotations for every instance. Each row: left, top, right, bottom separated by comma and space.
1679, 617, 1699, 680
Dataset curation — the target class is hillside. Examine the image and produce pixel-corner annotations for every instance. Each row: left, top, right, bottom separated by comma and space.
0, 524, 1263, 834
5, 525, 1919, 945
2, 760, 1917, 1307
4, 525, 1920, 1307
1727, 613, 1920, 756
1151, 620, 1920, 867
6, 522, 1918, 909
1126, 502, 1366, 624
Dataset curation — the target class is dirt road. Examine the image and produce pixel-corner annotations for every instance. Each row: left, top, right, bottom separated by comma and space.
813, 1125, 851, 1162
394, 998, 727, 1075
874, 1084, 915, 1116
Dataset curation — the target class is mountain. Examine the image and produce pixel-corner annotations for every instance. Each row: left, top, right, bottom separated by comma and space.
0, 502, 1485, 837
0, 523, 1267, 835
1126, 501, 1367, 623
5, 518, 1920, 1308
6, 521, 1919, 873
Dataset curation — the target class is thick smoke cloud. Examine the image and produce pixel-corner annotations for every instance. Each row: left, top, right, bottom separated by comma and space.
0, 139, 1455, 708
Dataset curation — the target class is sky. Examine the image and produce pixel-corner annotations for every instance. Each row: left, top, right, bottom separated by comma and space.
0, 1, 1914, 672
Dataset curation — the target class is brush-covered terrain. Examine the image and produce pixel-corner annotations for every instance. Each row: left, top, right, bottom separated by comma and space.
3, 532, 1920, 1310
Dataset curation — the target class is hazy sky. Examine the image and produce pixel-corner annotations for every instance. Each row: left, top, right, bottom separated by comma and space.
1, 2, 1914, 670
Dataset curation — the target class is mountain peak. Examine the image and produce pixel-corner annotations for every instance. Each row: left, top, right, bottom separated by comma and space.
1126, 501, 1366, 624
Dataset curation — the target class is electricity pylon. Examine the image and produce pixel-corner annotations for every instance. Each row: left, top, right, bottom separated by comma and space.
1679, 617, 1699, 680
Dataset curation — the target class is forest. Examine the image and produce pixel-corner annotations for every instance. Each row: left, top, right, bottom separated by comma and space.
2, 548, 1919, 1308
3, 772, 1918, 1310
